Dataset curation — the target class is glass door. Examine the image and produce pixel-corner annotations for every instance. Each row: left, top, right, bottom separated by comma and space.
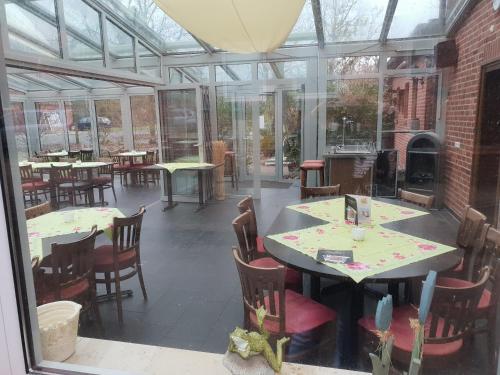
281, 88, 304, 181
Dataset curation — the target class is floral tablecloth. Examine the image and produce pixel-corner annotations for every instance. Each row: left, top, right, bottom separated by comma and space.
27, 207, 124, 259
155, 162, 215, 174
267, 198, 455, 283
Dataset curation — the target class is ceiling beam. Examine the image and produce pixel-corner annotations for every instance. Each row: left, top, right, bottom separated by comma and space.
12, 74, 62, 91
379, 0, 398, 44
49, 74, 93, 90
220, 65, 240, 81
269, 62, 284, 79
188, 33, 216, 55
311, 0, 325, 49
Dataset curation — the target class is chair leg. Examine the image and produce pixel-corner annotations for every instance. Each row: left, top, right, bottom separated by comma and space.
136, 259, 148, 300
487, 311, 497, 374
111, 185, 117, 202
104, 272, 111, 295
114, 271, 123, 325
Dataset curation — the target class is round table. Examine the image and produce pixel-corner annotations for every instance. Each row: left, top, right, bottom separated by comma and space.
263, 197, 462, 365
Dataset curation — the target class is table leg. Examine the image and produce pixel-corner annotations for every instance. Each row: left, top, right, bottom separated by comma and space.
310, 275, 321, 302
346, 282, 364, 367
195, 169, 206, 212
162, 171, 177, 210
388, 281, 400, 306
49, 183, 58, 210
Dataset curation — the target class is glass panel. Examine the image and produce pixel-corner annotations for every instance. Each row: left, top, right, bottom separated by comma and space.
159, 90, 199, 162
321, 0, 388, 42
131, 96, 158, 151
106, 20, 135, 72
169, 66, 209, 84
10, 102, 29, 161
64, 0, 103, 66
328, 56, 379, 76
282, 90, 304, 179
386, 55, 436, 70
389, 0, 444, 38
326, 79, 378, 149
258, 61, 307, 80
5, 0, 60, 58
216, 89, 235, 150
138, 43, 161, 77
215, 64, 252, 82
20, 72, 79, 90
94, 99, 124, 154
36, 101, 66, 151
259, 94, 276, 180
284, 0, 317, 45
64, 100, 93, 151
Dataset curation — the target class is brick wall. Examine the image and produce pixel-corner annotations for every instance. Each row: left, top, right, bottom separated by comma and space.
443, 0, 500, 216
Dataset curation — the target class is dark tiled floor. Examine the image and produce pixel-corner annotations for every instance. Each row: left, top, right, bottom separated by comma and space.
79, 179, 492, 374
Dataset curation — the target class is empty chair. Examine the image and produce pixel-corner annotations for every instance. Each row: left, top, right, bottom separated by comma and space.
25, 201, 51, 220
93, 206, 147, 324
300, 160, 325, 199
68, 150, 81, 159
398, 189, 434, 209
80, 149, 94, 162
233, 248, 336, 361
111, 155, 131, 186
35, 226, 101, 325
92, 162, 117, 205
237, 195, 266, 256
20, 164, 50, 206
50, 164, 92, 207
233, 210, 302, 292
302, 184, 341, 199
359, 268, 490, 371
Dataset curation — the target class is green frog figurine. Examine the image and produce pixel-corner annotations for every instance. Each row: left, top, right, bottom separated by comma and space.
227, 306, 290, 373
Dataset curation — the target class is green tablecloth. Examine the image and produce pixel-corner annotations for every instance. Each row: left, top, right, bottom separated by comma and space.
155, 162, 215, 174
267, 198, 455, 283
27, 208, 124, 259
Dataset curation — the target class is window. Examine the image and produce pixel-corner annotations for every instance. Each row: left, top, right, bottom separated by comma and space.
328, 56, 379, 76
94, 99, 124, 154
215, 64, 252, 82
36, 101, 66, 151
10, 101, 29, 160
106, 20, 135, 72
131, 95, 158, 151
138, 43, 161, 77
169, 66, 209, 84
258, 61, 307, 80
64, 100, 94, 150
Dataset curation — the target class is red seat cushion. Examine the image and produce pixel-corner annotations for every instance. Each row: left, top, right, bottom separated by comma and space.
22, 181, 50, 191
92, 176, 112, 184
93, 245, 137, 272
452, 258, 464, 273
300, 163, 324, 170
113, 163, 131, 170
437, 277, 491, 311
359, 304, 463, 358
256, 235, 266, 254
37, 278, 90, 305
302, 160, 325, 165
250, 257, 302, 291
249, 289, 336, 335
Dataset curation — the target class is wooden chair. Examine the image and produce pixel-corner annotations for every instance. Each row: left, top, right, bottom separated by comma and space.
80, 149, 94, 162
452, 205, 487, 277
20, 164, 50, 207
224, 151, 238, 190
232, 248, 336, 361
359, 268, 490, 371
398, 189, 434, 209
111, 155, 131, 186
92, 162, 116, 205
233, 210, 302, 292
137, 150, 158, 186
35, 226, 101, 325
300, 160, 325, 199
437, 224, 500, 372
25, 201, 51, 220
302, 185, 340, 199
94, 206, 147, 324
50, 164, 92, 207
68, 150, 81, 159
237, 196, 266, 257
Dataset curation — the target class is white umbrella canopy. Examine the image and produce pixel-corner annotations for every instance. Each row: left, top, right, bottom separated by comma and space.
154, 0, 305, 53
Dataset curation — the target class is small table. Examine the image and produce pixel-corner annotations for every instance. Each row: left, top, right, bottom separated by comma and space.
45, 150, 69, 161
27, 207, 124, 260
152, 163, 216, 211
264, 197, 461, 365
116, 151, 147, 185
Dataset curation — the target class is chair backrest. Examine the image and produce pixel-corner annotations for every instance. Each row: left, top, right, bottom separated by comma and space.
470, 224, 500, 307
80, 149, 94, 161
425, 267, 490, 345
25, 202, 52, 220
232, 248, 286, 335
398, 189, 434, 209
97, 162, 113, 176
68, 150, 81, 159
144, 150, 155, 164
232, 210, 259, 263
302, 185, 341, 199
50, 226, 98, 300
456, 205, 487, 249
50, 164, 75, 183
237, 195, 258, 234
112, 206, 146, 258
19, 164, 34, 182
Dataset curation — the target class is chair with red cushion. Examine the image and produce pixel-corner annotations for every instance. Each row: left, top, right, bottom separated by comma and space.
300, 160, 325, 199
437, 223, 500, 372
450, 205, 487, 277
111, 154, 131, 186
232, 248, 336, 361
233, 210, 302, 292
20, 164, 50, 207
50, 164, 92, 207
359, 268, 490, 371
236, 195, 266, 256
92, 161, 116, 205
35, 226, 101, 325
94, 206, 147, 324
